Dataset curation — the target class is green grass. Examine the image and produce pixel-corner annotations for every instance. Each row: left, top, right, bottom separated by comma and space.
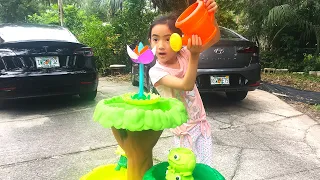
292, 73, 320, 82
261, 73, 320, 92
263, 73, 320, 83
314, 104, 320, 112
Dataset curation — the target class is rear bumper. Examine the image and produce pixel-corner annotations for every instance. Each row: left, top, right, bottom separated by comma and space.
196, 63, 261, 92
0, 71, 98, 100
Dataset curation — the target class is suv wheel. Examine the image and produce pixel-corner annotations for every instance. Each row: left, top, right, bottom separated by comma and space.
131, 73, 138, 86
0, 100, 4, 109
151, 86, 159, 95
131, 65, 139, 87
226, 91, 248, 101
79, 90, 97, 101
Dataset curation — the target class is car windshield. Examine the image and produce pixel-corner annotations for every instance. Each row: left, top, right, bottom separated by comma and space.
0, 25, 79, 43
220, 28, 241, 39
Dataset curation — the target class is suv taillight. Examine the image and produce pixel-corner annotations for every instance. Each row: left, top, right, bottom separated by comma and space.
74, 47, 93, 57
237, 46, 259, 63
237, 46, 258, 56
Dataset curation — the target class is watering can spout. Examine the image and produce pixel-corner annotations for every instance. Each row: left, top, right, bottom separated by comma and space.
181, 35, 189, 46
169, 34, 199, 52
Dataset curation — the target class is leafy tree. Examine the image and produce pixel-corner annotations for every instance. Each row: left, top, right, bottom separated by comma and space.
28, 4, 87, 35
81, 0, 110, 20
95, 0, 189, 14
149, 0, 191, 14
0, 0, 40, 23
94, 0, 239, 32
231, 0, 320, 71
109, 0, 158, 69
214, 0, 242, 30
263, 0, 320, 54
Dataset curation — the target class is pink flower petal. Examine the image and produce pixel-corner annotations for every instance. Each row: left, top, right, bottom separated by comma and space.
137, 49, 154, 64
131, 58, 139, 63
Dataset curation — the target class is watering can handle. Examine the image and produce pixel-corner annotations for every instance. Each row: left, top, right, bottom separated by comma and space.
208, 11, 214, 22
199, 0, 215, 21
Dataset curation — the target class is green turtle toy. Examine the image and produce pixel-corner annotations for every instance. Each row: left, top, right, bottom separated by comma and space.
166, 169, 195, 180
165, 148, 196, 180
114, 146, 128, 171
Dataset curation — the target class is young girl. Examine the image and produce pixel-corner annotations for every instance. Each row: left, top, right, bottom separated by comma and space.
148, 0, 220, 166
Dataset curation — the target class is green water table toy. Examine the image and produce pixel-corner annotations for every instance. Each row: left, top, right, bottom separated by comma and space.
80, 42, 189, 180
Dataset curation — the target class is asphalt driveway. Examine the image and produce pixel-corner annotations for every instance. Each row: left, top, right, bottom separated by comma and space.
0, 78, 319, 180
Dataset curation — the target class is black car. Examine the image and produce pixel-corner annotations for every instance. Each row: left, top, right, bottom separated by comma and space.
0, 24, 98, 103
131, 26, 261, 101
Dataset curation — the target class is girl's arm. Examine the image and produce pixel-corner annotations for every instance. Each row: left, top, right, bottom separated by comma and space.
156, 36, 202, 91
157, 54, 199, 91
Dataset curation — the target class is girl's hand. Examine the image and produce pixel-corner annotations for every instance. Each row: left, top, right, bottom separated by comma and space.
203, 0, 218, 13
187, 35, 202, 56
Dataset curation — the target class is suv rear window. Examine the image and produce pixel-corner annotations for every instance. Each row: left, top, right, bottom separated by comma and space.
0, 26, 79, 43
0, 59, 5, 70
220, 28, 241, 39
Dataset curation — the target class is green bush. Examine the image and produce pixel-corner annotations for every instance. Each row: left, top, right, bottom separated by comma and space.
77, 17, 120, 74
260, 47, 319, 72
260, 50, 277, 69
303, 54, 320, 72
28, 4, 115, 72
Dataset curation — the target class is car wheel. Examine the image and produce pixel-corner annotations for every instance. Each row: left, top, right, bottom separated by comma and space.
151, 86, 159, 95
131, 73, 138, 87
79, 90, 97, 101
145, 77, 151, 92
226, 91, 248, 101
0, 100, 4, 109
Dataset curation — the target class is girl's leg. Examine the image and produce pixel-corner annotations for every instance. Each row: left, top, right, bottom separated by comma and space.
195, 133, 213, 167
173, 135, 181, 148
173, 135, 194, 151
173, 125, 201, 159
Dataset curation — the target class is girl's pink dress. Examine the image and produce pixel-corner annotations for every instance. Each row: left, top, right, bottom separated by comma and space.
149, 47, 213, 166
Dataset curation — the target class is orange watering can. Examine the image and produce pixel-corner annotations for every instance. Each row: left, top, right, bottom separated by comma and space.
170, 0, 218, 52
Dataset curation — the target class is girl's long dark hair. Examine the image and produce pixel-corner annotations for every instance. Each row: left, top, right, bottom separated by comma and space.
148, 13, 183, 39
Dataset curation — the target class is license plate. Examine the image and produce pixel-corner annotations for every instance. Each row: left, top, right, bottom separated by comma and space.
210, 76, 230, 85
35, 56, 60, 68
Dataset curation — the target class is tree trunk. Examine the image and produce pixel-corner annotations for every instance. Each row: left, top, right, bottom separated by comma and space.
314, 25, 320, 56
58, 0, 64, 26
112, 128, 163, 180
126, 148, 153, 180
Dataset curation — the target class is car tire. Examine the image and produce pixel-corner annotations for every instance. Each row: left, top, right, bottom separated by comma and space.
0, 100, 4, 109
151, 86, 159, 95
226, 91, 248, 101
131, 73, 139, 86
145, 77, 151, 92
79, 90, 97, 101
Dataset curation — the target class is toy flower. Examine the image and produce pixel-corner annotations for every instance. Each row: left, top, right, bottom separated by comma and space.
126, 42, 156, 100
126, 42, 156, 64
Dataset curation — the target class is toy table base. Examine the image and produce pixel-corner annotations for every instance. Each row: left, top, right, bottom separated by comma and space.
80, 164, 126, 180
80, 162, 225, 180
143, 162, 226, 180
112, 128, 163, 180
